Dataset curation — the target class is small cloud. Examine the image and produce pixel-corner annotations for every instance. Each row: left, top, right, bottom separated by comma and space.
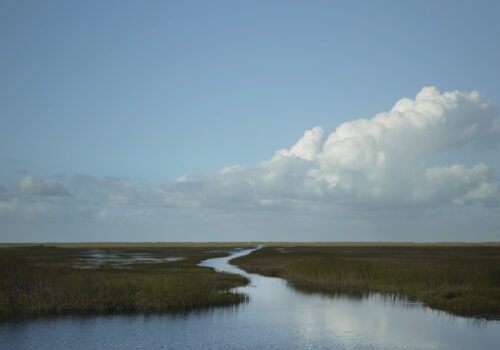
97, 209, 108, 221
0, 198, 18, 213
16, 176, 70, 197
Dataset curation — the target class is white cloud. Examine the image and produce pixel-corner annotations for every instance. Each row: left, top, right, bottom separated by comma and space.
0, 198, 18, 214
172, 87, 499, 210
276, 126, 327, 161
6, 88, 500, 214
17, 176, 70, 196
1, 87, 499, 241
413, 164, 496, 205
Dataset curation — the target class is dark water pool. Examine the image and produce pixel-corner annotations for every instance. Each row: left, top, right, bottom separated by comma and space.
1, 247, 499, 349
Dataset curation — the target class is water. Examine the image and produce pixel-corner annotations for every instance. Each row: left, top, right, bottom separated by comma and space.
1, 247, 499, 349
69, 249, 184, 269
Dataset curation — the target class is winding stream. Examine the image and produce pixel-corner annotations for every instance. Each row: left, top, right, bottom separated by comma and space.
1, 247, 499, 349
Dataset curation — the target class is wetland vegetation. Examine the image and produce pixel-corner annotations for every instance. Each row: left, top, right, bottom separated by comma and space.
232, 243, 500, 319
2, 242, 499, 321
0, 244, 250, 320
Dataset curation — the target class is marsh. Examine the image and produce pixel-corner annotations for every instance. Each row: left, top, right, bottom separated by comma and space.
1, 244, 499, 349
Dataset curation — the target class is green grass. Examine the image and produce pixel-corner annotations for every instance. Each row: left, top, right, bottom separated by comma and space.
0, 245, 249, 320
231, 244, 500, 319
4, 243, 499, 320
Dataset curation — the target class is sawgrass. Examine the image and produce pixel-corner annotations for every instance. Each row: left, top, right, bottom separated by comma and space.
0, 245, 249, 320
232, 244, 500, 319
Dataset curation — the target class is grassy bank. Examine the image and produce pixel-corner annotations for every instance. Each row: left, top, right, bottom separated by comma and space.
0, 245, 249, 320
232, 244, 500, 319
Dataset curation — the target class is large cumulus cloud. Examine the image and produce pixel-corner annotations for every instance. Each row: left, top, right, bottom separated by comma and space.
173, 87, 500, 210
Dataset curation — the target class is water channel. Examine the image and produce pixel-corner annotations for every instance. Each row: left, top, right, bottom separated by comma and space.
1, 247, 499, 349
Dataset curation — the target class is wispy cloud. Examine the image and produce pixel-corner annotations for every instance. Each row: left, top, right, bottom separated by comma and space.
16, 176, 70, 197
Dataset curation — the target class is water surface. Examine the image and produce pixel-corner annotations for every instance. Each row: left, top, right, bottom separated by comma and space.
1, 247, 499, 349
70, 249, 184, 269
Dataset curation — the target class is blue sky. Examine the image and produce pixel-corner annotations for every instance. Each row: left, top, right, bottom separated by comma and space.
1, 1, 499, 242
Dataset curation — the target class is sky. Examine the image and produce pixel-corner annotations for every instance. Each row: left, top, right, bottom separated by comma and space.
1, 0, 499, 242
